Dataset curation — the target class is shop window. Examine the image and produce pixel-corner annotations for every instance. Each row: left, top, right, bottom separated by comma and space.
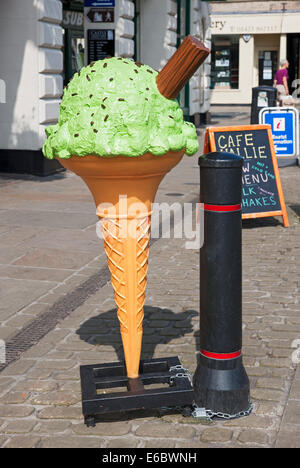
211, 36, 239, 90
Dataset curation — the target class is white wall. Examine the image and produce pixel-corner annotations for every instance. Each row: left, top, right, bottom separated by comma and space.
115, 0, 135, 57
139, 0, 177, 71
0, 0, 63, 151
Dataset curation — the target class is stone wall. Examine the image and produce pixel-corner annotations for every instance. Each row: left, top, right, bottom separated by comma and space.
38, 0, 64, 147
115, 0, 135, 58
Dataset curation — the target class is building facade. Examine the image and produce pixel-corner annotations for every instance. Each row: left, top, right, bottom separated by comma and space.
210, 0, 300, 105
0, 0, 64, 174
0, 0, 211, 175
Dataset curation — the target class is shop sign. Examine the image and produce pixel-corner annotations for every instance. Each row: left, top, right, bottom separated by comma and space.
259, 107, 299, 160
243, 35, 251, 43
211, 20, 226, 32
87, 8, 114, 23
84, 0, 115, 6
211, 16, 282, 34
204, 125, 289, 226
88, 29, 115, 63
63, 10, 84, 28
211, 12, 300, 35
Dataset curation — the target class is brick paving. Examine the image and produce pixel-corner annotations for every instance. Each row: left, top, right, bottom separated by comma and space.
0, 107, 299, 448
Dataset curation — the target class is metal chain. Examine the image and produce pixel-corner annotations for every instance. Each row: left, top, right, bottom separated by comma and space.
165, 365, 253, 421
167, 364, 253, 420
169, 365, 187, 373
158, 365, 193, 413
192, 403, 253, 421
169, 365, 192, 386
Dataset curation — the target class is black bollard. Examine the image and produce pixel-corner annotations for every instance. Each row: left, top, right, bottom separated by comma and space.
193, 151, 251, 416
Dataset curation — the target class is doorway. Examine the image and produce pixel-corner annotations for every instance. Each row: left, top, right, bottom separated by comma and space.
62, 5, 85, 86
287, 34, 300, 91
64, 29, 85, 85
258, 50, 278, 86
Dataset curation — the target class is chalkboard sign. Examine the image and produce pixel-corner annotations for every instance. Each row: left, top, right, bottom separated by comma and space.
88, 29, 115, 63
204, 125, 289, 227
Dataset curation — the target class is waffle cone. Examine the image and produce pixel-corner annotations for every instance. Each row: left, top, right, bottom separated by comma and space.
58, 151, 184, 378
100, 211, 150, 378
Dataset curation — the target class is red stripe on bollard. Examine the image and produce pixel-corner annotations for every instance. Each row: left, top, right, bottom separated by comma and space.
204, 204, 241, 212
201, 349, 242, 360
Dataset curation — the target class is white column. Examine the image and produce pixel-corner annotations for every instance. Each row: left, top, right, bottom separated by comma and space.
239, 35, 254, 104
279, 33, 287, 62
139, 0, 177, 71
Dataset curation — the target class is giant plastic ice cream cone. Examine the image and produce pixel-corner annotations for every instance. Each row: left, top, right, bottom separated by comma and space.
59, 151, 184, 378
43, 36, 210, 379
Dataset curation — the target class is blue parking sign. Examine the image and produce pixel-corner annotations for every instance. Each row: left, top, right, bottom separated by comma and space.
259, 107, 299, 159
84, 1, 115, 7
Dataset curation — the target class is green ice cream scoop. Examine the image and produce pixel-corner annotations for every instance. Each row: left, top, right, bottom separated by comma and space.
42, 57, 199, 160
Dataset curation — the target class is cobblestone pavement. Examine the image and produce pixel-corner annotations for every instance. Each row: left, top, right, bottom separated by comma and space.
0, 107, 299, 448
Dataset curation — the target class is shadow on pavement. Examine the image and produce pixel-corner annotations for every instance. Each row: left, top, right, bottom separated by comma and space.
0, 171, 67, 184
290, 204, 300, 219
242, 217, 282, 229
76, 305, 198, 363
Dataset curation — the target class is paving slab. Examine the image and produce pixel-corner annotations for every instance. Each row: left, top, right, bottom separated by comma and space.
0, 278, 56, 323
0, 210, 97, 230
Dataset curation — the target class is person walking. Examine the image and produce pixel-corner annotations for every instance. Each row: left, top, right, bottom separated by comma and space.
273, 59, 290, 104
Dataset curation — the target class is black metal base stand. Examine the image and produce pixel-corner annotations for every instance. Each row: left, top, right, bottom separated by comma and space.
80, 357, 194, 427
